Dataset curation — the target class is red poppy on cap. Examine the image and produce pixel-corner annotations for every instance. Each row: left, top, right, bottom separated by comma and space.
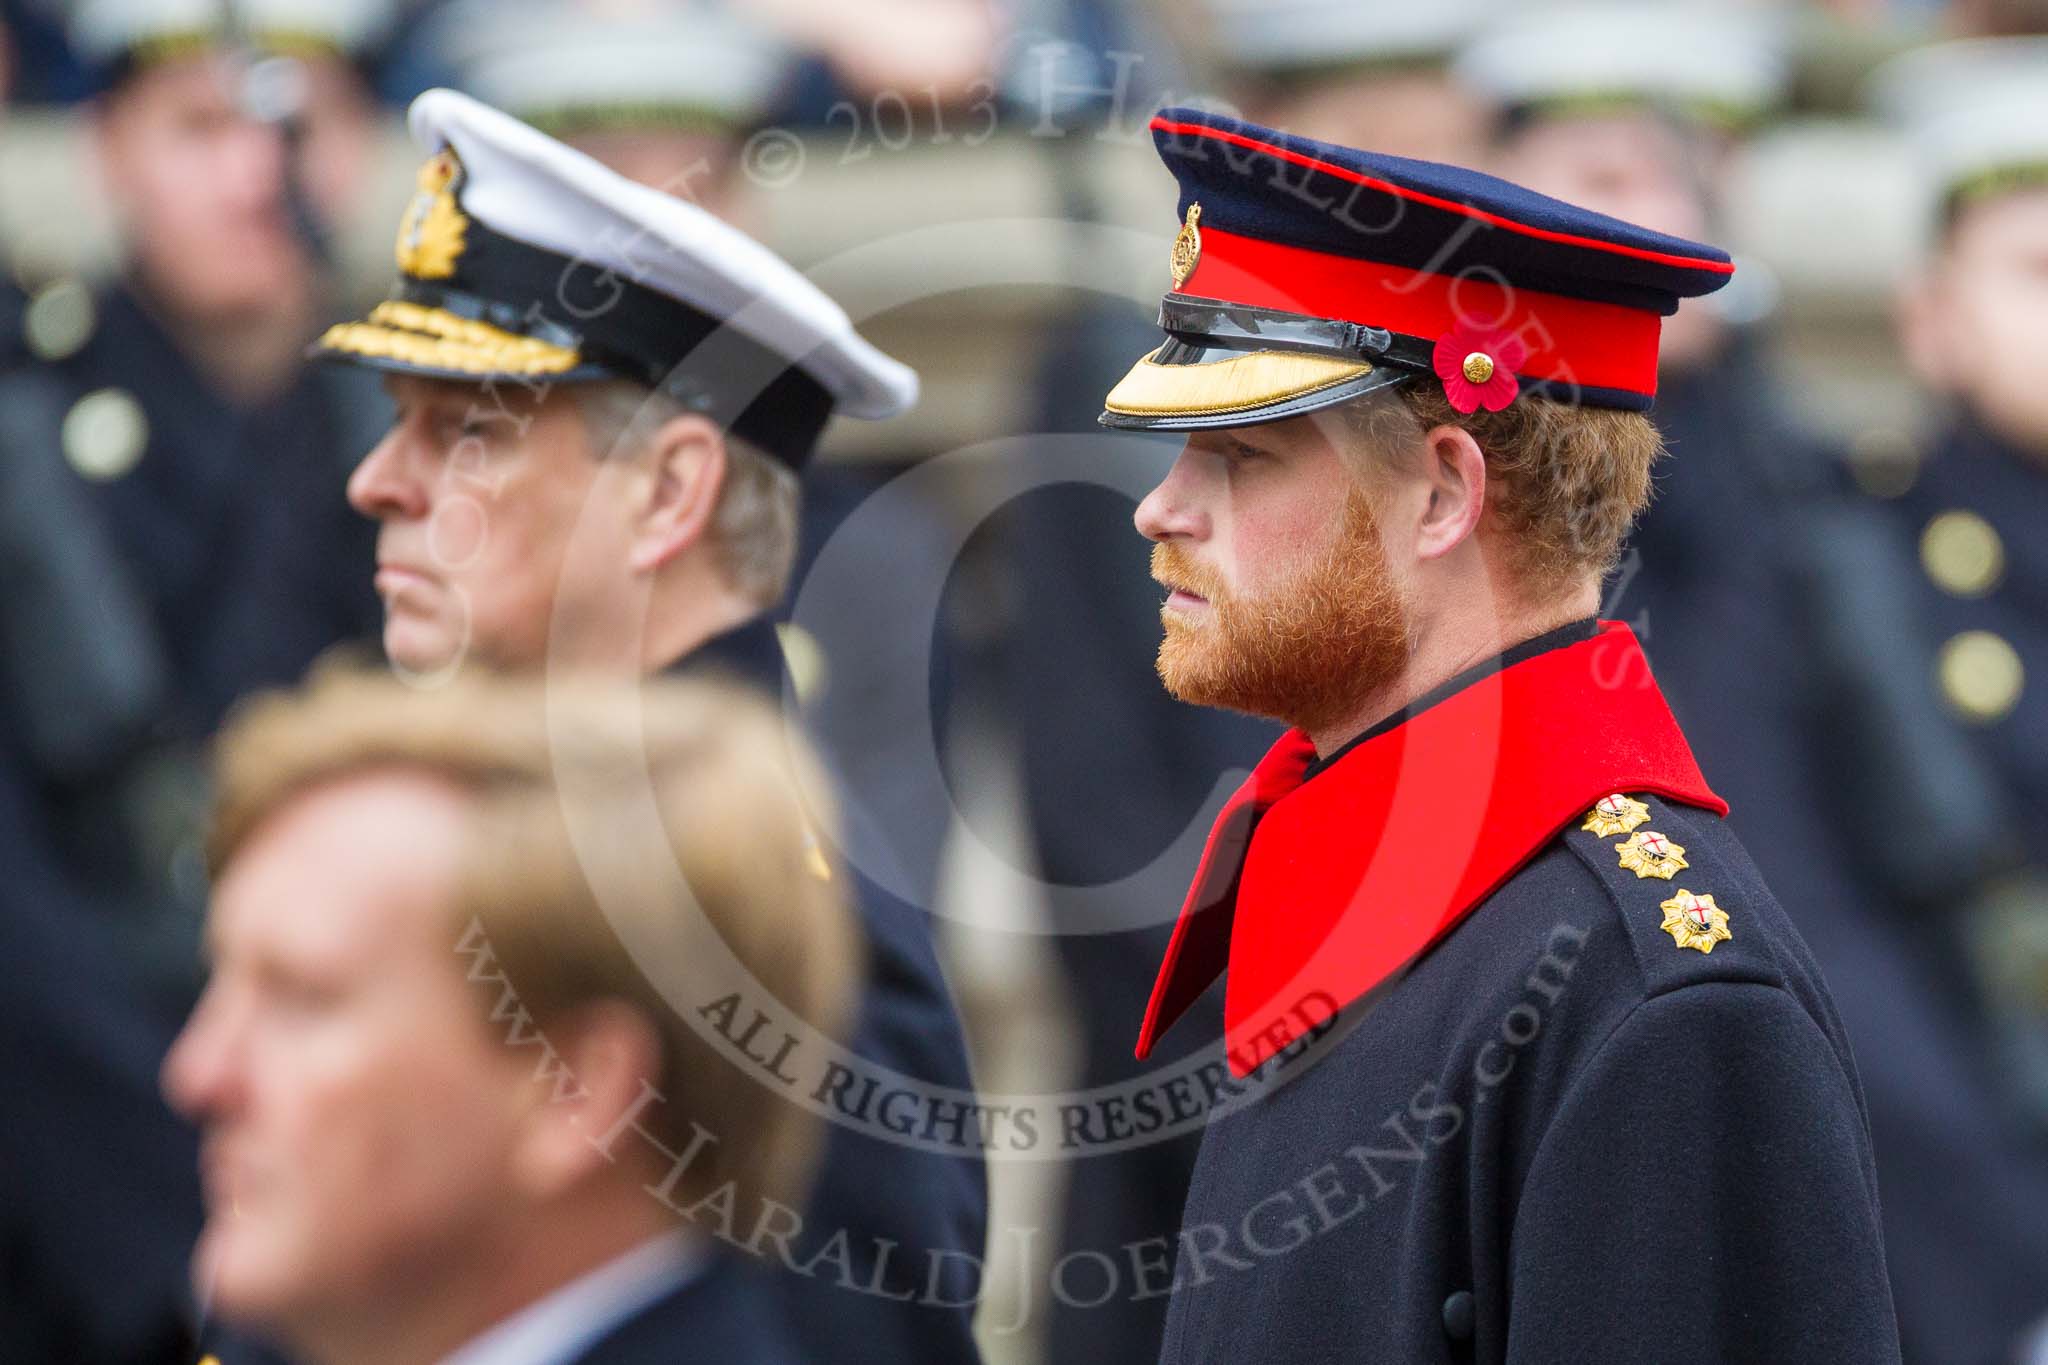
1433, 323, 1528, 414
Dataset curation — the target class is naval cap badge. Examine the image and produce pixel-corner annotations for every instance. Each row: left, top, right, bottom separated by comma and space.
396, 147, 469, 281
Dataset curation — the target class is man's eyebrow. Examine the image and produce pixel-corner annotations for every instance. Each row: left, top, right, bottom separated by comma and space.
1191, 429, 1263, 460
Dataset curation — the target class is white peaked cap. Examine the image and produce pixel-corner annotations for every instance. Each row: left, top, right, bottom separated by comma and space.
70, 0, 396, 64
1199, 0, 1497, 71
1867, 37, 2048, 213
1456, 2, 1791, 124
431, 0, 793, 129
315, 89, 917, 461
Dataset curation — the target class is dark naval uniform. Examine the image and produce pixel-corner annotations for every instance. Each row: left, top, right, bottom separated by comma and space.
1887, 421, 2048, 837
41, 279, 382, 723
1854, 418, 2048, 1361
1137, 623, 1900, 1364
679, 617, 988, 1365
0, 274, 382, 981
1091, 108, 1901, 1363
0, 275, 377, 1361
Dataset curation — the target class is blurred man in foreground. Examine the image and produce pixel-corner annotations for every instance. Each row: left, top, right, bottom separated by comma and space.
165, 668, 858, 1363
321, 89, 986, 1363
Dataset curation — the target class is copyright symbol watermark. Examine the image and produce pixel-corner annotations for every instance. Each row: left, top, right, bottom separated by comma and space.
741, 127, 807, 190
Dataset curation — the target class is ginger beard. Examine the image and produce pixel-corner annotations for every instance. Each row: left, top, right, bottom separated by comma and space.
1151, 489, 1411, 733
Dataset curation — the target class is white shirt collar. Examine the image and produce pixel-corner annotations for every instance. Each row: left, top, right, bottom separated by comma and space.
438, 1232, 706, 1365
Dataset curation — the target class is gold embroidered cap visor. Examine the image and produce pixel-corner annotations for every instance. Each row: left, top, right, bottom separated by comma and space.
1098, 294, 1429, 432
313, 299, 600, 382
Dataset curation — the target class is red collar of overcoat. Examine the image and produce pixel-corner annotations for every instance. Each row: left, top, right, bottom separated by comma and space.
1134, 621, 1725, 1076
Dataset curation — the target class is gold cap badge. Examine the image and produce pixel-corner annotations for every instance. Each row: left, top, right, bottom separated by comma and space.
1616, 829, 1688, 880
1659, 889, 1732, 953
1170, 203, 1203, 288
396, 148, 469, 280
1581, 793, 1650, 838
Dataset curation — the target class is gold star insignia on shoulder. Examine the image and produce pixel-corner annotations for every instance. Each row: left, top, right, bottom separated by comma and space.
1659, 889, 1732, 953
1582, 792, 1650, 837
1616, 829, 1687, 880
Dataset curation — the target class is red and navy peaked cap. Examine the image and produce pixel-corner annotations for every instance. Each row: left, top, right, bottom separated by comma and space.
1100, 107, 1736, 429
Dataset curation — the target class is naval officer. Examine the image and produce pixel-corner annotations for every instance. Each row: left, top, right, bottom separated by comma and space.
313, 89, 987, 1363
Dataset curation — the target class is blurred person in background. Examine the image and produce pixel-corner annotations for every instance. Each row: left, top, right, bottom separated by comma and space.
1455, 2, 1831, 792
392, 0, 998, 135
0, 819, 207, 1364
1462, 13, 2048, 1360
165, 668, 860, 1364
749, 0, 995, 106
1452, 1, 1861, 1049
324, 88, 985, 1365
1856, 37, 2048, 1361
1180, 0, 1490, 161
421, 0, 787, 215
0, 2, 390, 1358
987, 7, 1491, 1362
0, 0, 391, 1000
1947, 0, 2048, 36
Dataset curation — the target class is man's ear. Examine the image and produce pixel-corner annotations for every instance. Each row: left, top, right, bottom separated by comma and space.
1414, 423, 1488, 562
509, 1001, 666, 1201
629, 414, 728, 574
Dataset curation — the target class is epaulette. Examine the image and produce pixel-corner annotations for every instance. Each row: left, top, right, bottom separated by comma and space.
1561, 792, 1787, 998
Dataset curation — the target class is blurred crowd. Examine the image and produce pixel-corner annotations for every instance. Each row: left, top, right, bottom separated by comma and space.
1, 0, 2046, 1362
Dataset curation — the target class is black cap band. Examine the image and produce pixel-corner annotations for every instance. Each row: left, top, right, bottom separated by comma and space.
395, 215, 836, 468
